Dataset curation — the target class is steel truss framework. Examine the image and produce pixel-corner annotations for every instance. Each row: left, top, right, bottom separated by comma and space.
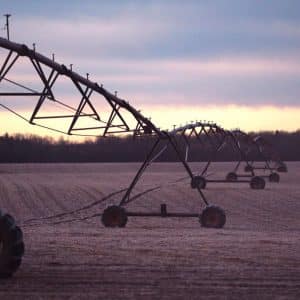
0, 37, 287, 230
169, 122, 269, 189
232, 129, 288, 176
0, 37, 229, 228
0, 38, 160, 138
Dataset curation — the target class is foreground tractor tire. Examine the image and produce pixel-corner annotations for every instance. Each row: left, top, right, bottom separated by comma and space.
269, 172, 280, 183
200, 205, 226, 229
250, 176, 266, 190
101, 205, 128, 228
0, 210, 25, 278
226, 172, 238, 182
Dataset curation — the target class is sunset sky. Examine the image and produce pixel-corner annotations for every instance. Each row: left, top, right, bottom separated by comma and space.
0, 0, 299, 140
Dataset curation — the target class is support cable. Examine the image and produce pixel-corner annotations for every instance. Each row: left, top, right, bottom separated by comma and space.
1, 77, 102, 123
0, 103, 101, 137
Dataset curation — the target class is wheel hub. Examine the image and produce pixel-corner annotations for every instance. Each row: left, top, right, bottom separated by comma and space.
109, 213, 122, 226
102, 205, 128, 228
206, 213, 219, 227
200, 205, 226, 229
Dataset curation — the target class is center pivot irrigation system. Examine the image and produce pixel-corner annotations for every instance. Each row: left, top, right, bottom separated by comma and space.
232, 129, 287, 174
169, 122, 268, 189
0, 34, 287, 278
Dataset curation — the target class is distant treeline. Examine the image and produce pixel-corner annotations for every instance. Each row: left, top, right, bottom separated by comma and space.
0, 131, 299, 163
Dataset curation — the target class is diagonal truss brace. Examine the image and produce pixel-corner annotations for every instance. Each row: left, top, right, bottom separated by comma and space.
0, 50, 19, 83
29, 61, 60, 124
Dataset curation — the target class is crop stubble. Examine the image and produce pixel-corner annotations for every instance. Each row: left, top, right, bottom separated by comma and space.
0, 162, 299, 299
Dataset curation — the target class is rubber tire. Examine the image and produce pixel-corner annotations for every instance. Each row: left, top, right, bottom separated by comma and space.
269, 172, 280, 183
250, 176, 266, 190
226, 172, 238, 182
244, 165, 253, 172
101, 206, 128, 228
191, 176, 206, 189
0, 210, 25, 278
200, 205, 226, 229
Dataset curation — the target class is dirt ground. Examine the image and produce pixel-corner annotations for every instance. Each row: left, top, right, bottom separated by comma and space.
0, 162, 299, 299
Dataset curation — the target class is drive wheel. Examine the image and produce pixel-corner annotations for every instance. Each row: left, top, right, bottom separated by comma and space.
250, 176, 265, 189
101, 205, 128, 228
200, 205, 226, 229
226, 172, 238, 182
0, 210, 25, 278
269, 172, 280, 183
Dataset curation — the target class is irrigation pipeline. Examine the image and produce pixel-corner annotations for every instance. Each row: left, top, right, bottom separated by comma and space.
0, 74, 121, 137
2, 77, 99, 122
0, 37, 162, 139
3, 37, 284, 227
21, 174, 194, 227
21, 187, 127, 227
0, 103, 70, 136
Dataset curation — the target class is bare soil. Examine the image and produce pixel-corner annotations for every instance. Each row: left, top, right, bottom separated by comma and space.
0, 162, 299, 299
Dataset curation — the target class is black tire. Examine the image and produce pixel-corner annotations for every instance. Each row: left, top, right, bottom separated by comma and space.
200, 205, 226, 229
269, 172, 280, 183
101, 205, 128, 228
191, 176, 206, 189
244, 165, 253, 172
226, 172, 238, 182
0, 210, 25, 278
250, 176, 266, 190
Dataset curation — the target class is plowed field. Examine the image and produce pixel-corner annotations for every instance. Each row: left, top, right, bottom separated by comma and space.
0, 162, 299, 299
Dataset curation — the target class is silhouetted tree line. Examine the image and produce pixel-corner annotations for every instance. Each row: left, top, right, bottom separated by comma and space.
0, 130, 299, 163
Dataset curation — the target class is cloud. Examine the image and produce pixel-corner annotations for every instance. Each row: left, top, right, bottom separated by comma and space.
2, 47, 299, 108
4, 1, 299, 61
0, 0, 299, 124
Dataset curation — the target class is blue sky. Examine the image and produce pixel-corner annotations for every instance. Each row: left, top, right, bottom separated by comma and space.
0, 1, 299, 134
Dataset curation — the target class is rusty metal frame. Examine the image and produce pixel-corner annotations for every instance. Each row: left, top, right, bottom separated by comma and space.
0, 38, 161, 138
170, 122, 257, 185
0, 37, 213, 218
232, 129, 286, 176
